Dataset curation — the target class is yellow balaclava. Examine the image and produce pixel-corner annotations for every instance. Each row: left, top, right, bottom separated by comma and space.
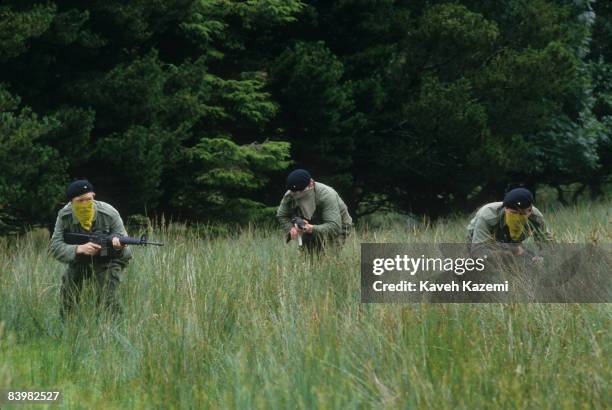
73, 200, 95, 231
505, 212, 528, 241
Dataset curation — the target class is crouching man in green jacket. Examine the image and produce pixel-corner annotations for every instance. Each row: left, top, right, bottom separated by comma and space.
277, 169, 353, 254
467, 188, 553, 263
50, 179, 132, 319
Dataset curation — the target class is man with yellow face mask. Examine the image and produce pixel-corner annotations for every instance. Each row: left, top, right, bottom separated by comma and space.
50, 179, 132, 319
467, 188, 553, 262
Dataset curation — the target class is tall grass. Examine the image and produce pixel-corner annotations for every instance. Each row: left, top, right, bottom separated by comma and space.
0, 201, 610, 409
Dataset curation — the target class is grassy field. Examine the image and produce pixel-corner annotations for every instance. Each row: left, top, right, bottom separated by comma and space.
0, 201, 610, 409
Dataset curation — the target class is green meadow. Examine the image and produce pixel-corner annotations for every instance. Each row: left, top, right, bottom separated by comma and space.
1, 201, 610, 409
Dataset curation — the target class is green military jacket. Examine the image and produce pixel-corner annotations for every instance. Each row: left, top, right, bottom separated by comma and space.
276, 182, 352, 238
467, 202, 553, 255
49, 200, 132, 265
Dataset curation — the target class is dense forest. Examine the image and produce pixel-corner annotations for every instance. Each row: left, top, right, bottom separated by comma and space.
1, 0, 610, 232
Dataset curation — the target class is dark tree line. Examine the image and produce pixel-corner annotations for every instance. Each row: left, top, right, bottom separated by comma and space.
1, 0, 610, 233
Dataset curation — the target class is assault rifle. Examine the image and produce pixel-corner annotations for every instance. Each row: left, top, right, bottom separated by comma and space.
64, 232, 164, 258
285, 216, 306, 246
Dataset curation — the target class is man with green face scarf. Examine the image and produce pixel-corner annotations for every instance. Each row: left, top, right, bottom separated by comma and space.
467, 188, 553, 262
277, 169, 353, 254
50, 179, 132, 319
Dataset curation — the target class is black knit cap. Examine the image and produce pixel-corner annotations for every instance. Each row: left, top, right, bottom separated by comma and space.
286, 169, 311, 191
66, 179, 94, 201
503, 188, 533, 210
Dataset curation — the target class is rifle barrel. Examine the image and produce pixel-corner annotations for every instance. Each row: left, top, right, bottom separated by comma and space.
145, 241, 164, 246
118, 235, 164, 246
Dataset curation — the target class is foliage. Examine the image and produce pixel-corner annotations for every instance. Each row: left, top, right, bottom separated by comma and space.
176, 138, 291, 220
269, 41, 361, 191
0, 0, 611, 230
0, 86, 65, 234
269, 0, 605, 214
585, 0, 612, 197
0, 0, 300, 230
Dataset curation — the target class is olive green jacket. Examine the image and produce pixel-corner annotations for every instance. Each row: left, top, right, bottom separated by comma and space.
49, 200, 132, 265
467, 201, 553, 256
276, 182, 352, 237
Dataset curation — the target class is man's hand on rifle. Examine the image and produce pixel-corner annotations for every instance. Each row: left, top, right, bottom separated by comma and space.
111, 236, 126, 249
302, 221, 314, 234
290, 219, 313, 240
295, 220, 313, 234
76, 242, 101, 256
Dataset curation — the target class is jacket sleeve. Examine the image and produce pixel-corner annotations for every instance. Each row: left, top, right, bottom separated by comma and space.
470, 215, 493, 243
49, 214, 77, 263
312, 193, 341, 237
469, 216, 513, 259
276, 195, 294, 232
